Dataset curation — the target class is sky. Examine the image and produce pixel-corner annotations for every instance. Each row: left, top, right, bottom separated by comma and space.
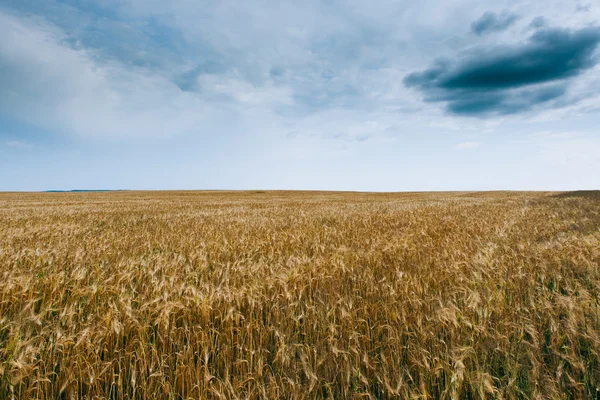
1, 0, 599, 191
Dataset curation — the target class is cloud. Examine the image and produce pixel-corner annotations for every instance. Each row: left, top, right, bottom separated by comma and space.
408, 27, 600, 90
404, 25, 600, 116
5, 140, 32, 149
444, 84, 567, 116
0, 4, 405, 139
471, 11, 520, 36
455, 141, 481, 149
529, 16, 547, 29
576, 4, 592, 13
3, 0, 600, 144
0, 11, 250, 138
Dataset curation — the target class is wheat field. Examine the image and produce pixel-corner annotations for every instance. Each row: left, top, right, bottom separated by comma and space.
0, 190, 599, 399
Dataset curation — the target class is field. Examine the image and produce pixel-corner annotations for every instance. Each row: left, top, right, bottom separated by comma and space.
1, 190, 599, 399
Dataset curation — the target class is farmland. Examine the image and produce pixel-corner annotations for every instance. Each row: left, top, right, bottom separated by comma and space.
1, 191, 599, 399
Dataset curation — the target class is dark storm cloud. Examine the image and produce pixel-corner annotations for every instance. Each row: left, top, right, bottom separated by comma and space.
407, 27, 600, 90
404, 26, 600, 116
471, 11, 520, 36
443, 84, 567, 116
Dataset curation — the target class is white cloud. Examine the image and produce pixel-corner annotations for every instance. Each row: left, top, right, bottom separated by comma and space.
0, 11, 227, 139
5, 140, 32, 149
196, 75, 294, 107
2, 0, 600, 147
455, 141, 481, 150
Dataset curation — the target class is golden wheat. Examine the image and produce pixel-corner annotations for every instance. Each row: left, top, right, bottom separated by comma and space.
1, 190, 599, 399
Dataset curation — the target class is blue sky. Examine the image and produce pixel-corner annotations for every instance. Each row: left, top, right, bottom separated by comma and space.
1, 0, 599, 191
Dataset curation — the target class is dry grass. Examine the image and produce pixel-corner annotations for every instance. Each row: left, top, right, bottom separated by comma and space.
1, 190, 599, 399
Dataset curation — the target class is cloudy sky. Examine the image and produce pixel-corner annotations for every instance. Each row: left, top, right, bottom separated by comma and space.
1, 0, 599, 191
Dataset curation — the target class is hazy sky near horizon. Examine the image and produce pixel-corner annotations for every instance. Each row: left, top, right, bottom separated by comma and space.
1, 0, 599, 191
